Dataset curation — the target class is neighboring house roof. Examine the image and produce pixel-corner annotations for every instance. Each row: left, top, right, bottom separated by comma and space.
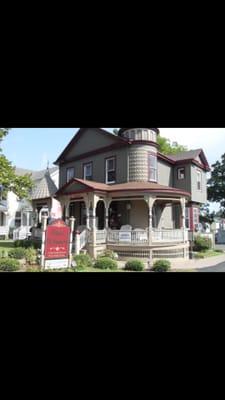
56, 178, 191, 198
31, 170, 58, 200
168, 149, 203, 162
15, 167, 58, 181
158, 149, 210, 171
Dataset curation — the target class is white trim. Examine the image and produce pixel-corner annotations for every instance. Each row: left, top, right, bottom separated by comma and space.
105, 157, 116, 184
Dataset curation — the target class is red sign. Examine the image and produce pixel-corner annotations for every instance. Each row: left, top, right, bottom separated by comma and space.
45, 219, 70, 260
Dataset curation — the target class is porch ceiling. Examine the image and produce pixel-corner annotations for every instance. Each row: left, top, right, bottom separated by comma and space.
56, 178, 191, 199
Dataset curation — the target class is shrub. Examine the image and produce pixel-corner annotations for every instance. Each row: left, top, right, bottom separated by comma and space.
73, 254, 93, 269
0, 258, 20, 271
94, 257, 118, 270
8, 247, 27, 260
152, 259, 171, 272
14, 239, 41, 249
0, 250, 7, 258
125, 259, 145, 271
99, 249, 118, 260
194, 236, 212, 252
25, 247, 38, 264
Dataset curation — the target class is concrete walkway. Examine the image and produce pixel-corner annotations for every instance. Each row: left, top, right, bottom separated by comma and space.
170, 253, 225, 271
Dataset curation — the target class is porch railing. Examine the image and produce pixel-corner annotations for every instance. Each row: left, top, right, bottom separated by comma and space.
152, 229, 186, 242
0, 226, 9, 238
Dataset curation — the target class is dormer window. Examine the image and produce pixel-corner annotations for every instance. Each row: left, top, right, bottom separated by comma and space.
197, 170, 202, 191
66, 167, 75, 183
149, 153, 157, 182
178, 167, 185, 180
105, 157, 116, 184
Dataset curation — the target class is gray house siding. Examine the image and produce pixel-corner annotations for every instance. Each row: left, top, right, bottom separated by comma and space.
64, 128, 119, 161
173, 165, 192, 194
190, 165, 207, 204
60, 148, 128, 188
158, 160, 173, 187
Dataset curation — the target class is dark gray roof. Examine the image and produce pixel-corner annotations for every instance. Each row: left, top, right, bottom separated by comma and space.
31, 170, 58, 200
15, 166, 58, 181
168, 149, 202, 162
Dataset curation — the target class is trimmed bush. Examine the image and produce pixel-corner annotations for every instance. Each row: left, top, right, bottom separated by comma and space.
194, 236, 212, 252
0, 258, 20, 271
152, 259, 171, 272
73, 254, 93, 269
25, 247, 38, 264
94, 257, 118, 270
99, 250, 118, 260
125, 259, 145, 271
8, 247, 27, 260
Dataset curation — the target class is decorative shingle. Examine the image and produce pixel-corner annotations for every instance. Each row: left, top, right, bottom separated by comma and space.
31, 170, 58, 200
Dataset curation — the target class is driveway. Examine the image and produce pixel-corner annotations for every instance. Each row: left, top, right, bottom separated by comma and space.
171, 252, 225, 272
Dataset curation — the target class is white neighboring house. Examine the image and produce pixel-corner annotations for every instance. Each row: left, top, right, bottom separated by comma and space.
0, 166, 59, 240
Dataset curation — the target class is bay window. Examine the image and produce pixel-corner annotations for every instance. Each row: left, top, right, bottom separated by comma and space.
149, 153, 157, 182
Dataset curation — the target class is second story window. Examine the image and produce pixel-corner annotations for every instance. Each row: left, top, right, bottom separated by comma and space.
149, 154, 157, 182
66, 167, 75, 183
83, 163, 93, 181
197, 170, 202, 190
105, 157, 116, 184
178, 167, 185, 180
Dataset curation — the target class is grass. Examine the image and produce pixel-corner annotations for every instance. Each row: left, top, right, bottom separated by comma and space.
195, 249, 224, 259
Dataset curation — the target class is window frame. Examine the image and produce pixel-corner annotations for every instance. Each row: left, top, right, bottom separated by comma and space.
83, 162, 93, 181
105, 156, 116, 184
66, 167, 75, 183
177, 167, 185, 180
148, 153, 157, 182
193, 207, 199, 225
196, 169, 202, 191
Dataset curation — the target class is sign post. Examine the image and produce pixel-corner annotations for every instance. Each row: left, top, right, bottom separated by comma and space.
41, 218, 71, 270
68, 217, 75, 268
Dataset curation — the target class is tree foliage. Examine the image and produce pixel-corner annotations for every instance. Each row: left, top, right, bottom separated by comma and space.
207, 153, 225, 214
199, 203, 216, 224
0, 128, 33, 199
157, 135, 188, 155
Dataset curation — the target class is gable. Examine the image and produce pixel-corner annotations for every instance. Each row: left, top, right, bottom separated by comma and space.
56, 128, 124, 164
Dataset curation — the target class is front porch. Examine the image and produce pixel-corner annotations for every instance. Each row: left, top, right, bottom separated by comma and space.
57, 178, 191, 260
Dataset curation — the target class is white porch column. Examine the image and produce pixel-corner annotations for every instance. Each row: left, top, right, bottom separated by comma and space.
144, 196, 156, 268
180, 197, 186, 243
104, 198, 111, 229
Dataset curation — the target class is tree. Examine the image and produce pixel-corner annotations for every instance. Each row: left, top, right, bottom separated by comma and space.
199, 203, 216, 224
207, 153, 225, 215
0, 128, 33, 199
157, 135, 188, 155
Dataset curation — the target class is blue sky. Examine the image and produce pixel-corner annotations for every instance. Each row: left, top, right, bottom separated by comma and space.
2, 127, 224, 211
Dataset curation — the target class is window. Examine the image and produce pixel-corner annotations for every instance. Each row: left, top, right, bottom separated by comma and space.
83, 163, 93, 180
197, 170, 202, 190
149, 154, 157, 182
193, 208, 199, 225
66, 167, 75, 183
178, 167, 185, 180
185, 208, 190, 229
105, 157, 116, 184
15, 211, 22, 228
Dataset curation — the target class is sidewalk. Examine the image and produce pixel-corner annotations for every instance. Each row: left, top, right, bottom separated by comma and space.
170, 253, 225, 271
